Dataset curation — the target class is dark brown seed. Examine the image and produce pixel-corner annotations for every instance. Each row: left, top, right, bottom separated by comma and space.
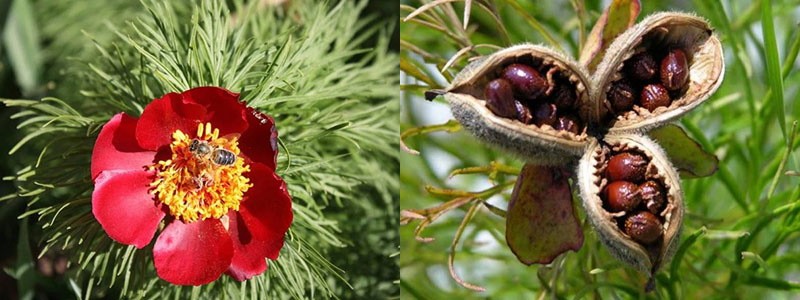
624, 211, 663, 244
551, 84, 576, 110
640, 84, 672, 111
604, 181, 641, 212
660, 48, 689, 91
554, 115, 581, 134
606, 152, 648, 182
607, 81, 636, 113
639, 180, 666, 214
533, 103, 558, 126
514, 100, 533, 124
626, 52, 658, 82
502, 63, 548, 101
485, 78, 518, 119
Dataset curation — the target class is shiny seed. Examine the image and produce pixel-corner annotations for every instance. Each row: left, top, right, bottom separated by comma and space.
502, 63, 548, 101
640, 84, 672, 111
604, 181, 641, 212
554, 115, 580, 134
606, 152, 648, 182
660, 48, 689, 91
607, 81, 636, 113
551, 84, 576, 110
626, 52, 658, 82
640, 180, 666, 214
484, 78, 518, 119
532, 103, 558, 126
624, 211, 663, 244
514, 100, 533, 124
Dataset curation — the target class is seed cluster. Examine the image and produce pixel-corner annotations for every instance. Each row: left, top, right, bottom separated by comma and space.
607, 48, 690, 114
484, 60, 583, 134
602, 150, 667, 245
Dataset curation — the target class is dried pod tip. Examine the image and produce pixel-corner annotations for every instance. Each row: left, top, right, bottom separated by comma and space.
624, 211, 663, 244
605, 152, 647, 182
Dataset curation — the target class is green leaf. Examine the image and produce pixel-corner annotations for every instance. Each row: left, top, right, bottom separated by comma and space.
579, 0, 640, 70
648, 124, 718, 178
14, 220, 35, 300
505, 164, 583, 265
2, 0, 42, 95
760, 0, 787, 140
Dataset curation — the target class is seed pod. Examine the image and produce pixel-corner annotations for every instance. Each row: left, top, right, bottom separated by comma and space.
445, 44, 592, 165
578, 134, 683, 276
592, 12, 724, 133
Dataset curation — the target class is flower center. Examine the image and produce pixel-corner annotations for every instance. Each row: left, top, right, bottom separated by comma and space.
150, 123, 251, 223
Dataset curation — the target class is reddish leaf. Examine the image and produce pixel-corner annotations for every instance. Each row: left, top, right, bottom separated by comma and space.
506, 164, 583, 265
579, 0, 641, 70
648, 124, 719, 178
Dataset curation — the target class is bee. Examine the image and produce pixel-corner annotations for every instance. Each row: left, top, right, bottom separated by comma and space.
189, 139, 237, 166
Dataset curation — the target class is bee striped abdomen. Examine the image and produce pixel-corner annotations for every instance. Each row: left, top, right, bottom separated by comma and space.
213, 149, 237, 165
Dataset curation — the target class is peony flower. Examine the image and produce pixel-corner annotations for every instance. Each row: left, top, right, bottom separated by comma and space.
90, 86, 293, 285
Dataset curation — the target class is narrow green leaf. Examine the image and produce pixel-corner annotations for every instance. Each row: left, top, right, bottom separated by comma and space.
506, 164, 583, 265
2, 0, 42, 95
15, 220, 34, 300
760, 0, 786, 140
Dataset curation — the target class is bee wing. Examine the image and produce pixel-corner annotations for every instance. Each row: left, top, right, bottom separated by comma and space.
220, 132, 242, 142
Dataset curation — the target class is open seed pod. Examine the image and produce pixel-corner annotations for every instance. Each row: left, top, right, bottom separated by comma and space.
577, 134, 684, 278
592, 12, 724, 133
445, 44, 593, 165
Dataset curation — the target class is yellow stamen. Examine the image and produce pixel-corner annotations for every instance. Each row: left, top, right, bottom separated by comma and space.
149, 123, 251, 223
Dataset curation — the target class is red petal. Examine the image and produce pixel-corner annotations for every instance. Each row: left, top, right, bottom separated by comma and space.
92, 170, 164, 248
225, 212, 281, 281
153, 219, 234, 285
182, 87, 248, 137
136, 92, 206, 150
238, 163, 292, 249
238, 107, 278, 169
91, 113, 156, 179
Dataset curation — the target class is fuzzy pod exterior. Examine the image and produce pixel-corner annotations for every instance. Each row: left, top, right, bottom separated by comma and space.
445, 44, 593, 165
591, 12, 725, 134
577, 134, 684, 276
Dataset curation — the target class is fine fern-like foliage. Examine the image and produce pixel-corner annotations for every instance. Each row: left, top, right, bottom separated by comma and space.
3, 0, 398, 298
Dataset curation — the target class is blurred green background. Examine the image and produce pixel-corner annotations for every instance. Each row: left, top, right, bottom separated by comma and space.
401, 0, 800, 298
0, 0, 398, 298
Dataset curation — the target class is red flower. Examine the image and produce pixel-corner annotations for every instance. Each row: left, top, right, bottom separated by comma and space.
90, 87, 293, 285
